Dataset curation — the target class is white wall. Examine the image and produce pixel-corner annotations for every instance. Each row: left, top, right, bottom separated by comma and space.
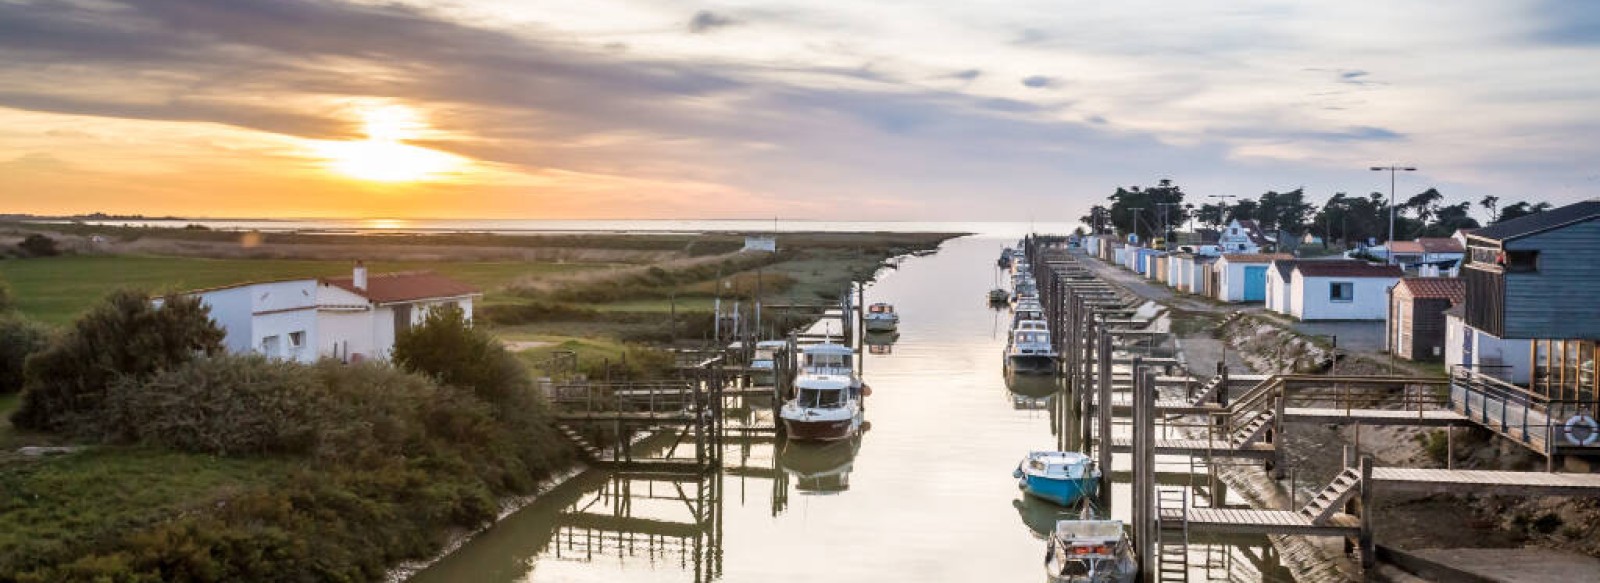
1292, 275, 1397, 320
195, 286, 255, 354
1445, 314, 1533, 384
1214, 260, 1258, 302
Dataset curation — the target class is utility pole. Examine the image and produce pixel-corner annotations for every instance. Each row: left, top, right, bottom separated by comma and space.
1156, 202, 1180, 249
1370, 165, 1417, 245
1128, 207, 1144, 243
1208, 194, 1237, 226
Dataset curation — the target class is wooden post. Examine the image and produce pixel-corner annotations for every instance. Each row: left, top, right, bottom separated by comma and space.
1446, 425, 1454, 470
1097, 329, 1114, 510
1359, 455, 1375, 571
1271, 379, 1288, 479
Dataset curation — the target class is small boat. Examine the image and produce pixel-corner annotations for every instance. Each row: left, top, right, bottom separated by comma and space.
1044, 520, 1137, 583
749, 340, 789, 386
1006, 326, 1057, 375
863, 302, 898, 332
1013, 450, 1100, 506
998, 247, 1015, 269
988, 288, 1010, 305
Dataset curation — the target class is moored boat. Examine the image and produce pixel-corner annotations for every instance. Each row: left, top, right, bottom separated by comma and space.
1044, 520, 1137, 583
864, 302, 898, 332
1013, 450, 1100, 506
780, 375, 864, 441
749, 340, 789, 386
1006, 326, 1057, 375
988, 288, 1010, 305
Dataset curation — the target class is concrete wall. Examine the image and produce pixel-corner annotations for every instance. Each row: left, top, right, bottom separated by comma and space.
1292, 275, 1397, 320
1265, 268, 1293, 315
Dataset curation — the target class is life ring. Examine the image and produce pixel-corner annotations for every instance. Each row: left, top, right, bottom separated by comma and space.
1563, 415, 1600, 447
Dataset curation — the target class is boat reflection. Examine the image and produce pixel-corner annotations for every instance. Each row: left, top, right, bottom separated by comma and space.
778, 433, 864, 494
864, 331, 898, 355
1012, 495, 1084, 540
1006, 374, 1057, 410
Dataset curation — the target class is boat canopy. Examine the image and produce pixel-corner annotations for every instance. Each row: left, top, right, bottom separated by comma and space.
795, 375, 852, 391
756, 340, 789, 349
1052, 520, 1124, 544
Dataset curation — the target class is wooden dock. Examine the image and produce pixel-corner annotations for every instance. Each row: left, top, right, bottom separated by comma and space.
1107, 436, 1276, 459
1371, 467, 1600, 496
1161, 508, 1361, 536
1282, 407, 1467, 426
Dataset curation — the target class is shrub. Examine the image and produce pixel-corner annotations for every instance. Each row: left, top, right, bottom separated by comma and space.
11, 289, 224, 433
105, 354, 327, 455
0, 278, 14, 313
0, 314, 51, 394
393, 305, 530, 411
16, 233, 60, 257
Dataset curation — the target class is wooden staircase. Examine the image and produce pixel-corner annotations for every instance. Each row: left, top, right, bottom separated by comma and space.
556, 423, 609, 462
1230, 411, 1276, 447
1299, 468, 1362, 524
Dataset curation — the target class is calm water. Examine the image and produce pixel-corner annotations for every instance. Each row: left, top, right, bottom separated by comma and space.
56, 218, 1078, 239
412, 237, 1289, 582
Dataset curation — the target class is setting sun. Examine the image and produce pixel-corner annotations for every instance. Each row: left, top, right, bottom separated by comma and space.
311, 105, 468, 182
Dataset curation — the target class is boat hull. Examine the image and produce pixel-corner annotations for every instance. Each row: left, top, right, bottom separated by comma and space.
863, 319, 898, 332
782, 416, 859, 441
1007, 354, 1058, 375
1017, 473, 1099, 507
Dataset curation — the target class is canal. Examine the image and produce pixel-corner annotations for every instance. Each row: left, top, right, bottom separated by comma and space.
412, 236, 1293, 582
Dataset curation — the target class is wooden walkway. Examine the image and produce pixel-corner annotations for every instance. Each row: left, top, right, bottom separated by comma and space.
1282, 407, 1467, 426
1371, 468, 1600, 496
1162, 508, 1361, 536
1107, 437, 1275, 459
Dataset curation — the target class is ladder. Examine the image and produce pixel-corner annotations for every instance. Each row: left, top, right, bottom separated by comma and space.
1300, 467, 1362, 523
1155, 488, 1190, 582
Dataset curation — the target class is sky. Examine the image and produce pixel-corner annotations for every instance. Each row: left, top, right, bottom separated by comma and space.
0, 0, 1597, 221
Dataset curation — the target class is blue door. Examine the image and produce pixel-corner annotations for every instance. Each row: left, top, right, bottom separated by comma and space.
1242, 265, 1267, 301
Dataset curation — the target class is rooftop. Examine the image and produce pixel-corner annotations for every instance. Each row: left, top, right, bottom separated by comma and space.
322, 271, 481, 304
1294, 262, 1404, 278
1218, 253, 1293, 264
1395, 277, 1465, 304
1389, 238, 1465, 254
1470, 200, 1600, 243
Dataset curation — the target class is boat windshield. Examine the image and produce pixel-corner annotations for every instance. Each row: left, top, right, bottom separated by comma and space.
1017, 332, 1048, 344
805, 353, 851, 368
796, 387, 845, 409
754, 348, 777, 361
869, 304, 893, 314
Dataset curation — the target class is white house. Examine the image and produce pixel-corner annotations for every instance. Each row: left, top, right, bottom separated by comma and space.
1213, 253, 1290, 302
1218, 219, 1272, 254
1264, 260, 1300, 315
742, 236, 777, 252
180, 263, 482, 363
1443, 305, 1532, 384
1386, 237, 1465, 271
1287, 262, 1402, 321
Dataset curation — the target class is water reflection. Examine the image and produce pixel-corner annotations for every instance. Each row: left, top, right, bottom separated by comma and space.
864, 331, 899, 355
779, 436, 862, 494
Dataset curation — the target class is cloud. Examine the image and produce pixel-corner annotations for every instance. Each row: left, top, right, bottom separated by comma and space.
949, 69, 982, 81
688, 10, 739, 34
1021, 75, 1055, 89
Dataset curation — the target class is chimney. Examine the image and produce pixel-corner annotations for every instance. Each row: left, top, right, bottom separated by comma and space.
353, 260, 368, 291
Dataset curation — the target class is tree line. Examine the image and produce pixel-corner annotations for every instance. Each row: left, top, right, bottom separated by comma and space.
1080, 179, 1553, 246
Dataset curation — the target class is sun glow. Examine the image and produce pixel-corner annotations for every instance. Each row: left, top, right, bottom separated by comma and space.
312, 105, 468, 182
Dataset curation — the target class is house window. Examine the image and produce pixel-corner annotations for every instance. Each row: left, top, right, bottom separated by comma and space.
288, 331, 305, 349
1330, 282, 1354, 302
261, 335, 281, 356
1506, 250, 1538, 273
1231, 228, 1239, 235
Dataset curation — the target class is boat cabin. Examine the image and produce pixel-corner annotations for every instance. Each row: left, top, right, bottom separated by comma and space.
801, 343, 854, 372
1023, 451, 1093, 479
868, 303, 895, 315
793, 376, 853, 409
752, 340, 788, 364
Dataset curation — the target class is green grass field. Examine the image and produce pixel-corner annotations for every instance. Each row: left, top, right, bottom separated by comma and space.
0, 255, 606, 325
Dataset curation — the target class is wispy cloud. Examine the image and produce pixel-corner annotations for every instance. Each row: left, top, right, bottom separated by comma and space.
688, 10, 739, 34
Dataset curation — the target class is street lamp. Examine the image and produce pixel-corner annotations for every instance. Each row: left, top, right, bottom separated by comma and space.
1370, 165, 1416, 246
1156, 202, 1181, 248
1128, 207, 1144, 243
1207, 194, 1237, 224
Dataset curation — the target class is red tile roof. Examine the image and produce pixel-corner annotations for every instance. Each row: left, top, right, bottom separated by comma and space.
1395, 277, 1465, 304
1293, 262, 1404, 278
1390, 238, 1464, 254
323, 271, 481, 304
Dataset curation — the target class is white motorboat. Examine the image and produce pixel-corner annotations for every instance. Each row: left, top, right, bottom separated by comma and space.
1006, 325, 1058, 375
1044, 520, 1137, 583
864, 302, 899, 332
749, 340, 789, 386
780, 343, 868, 441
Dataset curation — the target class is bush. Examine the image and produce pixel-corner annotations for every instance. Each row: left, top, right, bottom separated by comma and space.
0, 315, 51, 394
11, 289, 224, 433
105, 354, 327, 455
0, 278, 14, 313
16, 233, 60, 257
393, 305, 529, 411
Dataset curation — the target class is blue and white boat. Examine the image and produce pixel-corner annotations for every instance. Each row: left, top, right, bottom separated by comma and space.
1013, 451, 1100, 506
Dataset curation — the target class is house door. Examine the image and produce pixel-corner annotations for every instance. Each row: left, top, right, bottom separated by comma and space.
1242, 266, 1267, 301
